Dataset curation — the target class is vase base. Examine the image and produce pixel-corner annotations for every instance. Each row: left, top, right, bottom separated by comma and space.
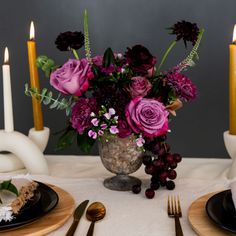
104, 175, 141, 191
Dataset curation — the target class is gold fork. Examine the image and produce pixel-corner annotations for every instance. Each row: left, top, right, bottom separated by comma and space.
167, 195, 184, 236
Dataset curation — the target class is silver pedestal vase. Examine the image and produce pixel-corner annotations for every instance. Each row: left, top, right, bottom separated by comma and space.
98, 134, 143, 191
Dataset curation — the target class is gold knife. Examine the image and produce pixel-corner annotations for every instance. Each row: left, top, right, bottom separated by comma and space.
66, 200, 89, 236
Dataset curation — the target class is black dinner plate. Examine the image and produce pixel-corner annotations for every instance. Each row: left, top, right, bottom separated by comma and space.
206, 189, 236, 234
0, 182, 59, 231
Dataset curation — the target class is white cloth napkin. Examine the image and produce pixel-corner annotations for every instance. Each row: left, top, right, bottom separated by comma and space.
230, 181, 236, 209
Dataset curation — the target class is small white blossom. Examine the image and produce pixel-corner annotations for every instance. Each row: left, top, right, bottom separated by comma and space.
90, 112, 95, 117
109, 108, 116, 115
117, 53, 122, 59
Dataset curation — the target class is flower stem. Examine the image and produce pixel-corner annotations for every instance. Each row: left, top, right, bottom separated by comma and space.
156, 40, 177, 75
72, 49, 79, 60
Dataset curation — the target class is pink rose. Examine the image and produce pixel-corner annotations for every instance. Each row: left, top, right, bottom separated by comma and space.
50, 59, 94, 96
125, 97, 169, 138
128, 76, 152, 98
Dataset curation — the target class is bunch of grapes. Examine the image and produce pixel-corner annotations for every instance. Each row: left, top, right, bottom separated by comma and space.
132, 136, 182, 199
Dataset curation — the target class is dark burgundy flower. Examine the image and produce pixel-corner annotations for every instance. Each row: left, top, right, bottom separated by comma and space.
117, 119, 132, 138
70, 98, 97, 134
55, 31, 84, 51
125, 45, 156, 74
166, 71, 197, 101
95, 83, 130, 117
170, 21, 200, 47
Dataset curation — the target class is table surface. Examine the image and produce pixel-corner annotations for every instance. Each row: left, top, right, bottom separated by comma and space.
1, 156, 234, 236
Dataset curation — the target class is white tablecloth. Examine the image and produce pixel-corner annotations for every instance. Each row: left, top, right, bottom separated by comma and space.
1, 156, 234, 236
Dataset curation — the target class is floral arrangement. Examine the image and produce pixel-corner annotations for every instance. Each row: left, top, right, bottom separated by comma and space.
25, 11, 203, 198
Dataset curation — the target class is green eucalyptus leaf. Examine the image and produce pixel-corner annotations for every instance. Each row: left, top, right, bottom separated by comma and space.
25, 83, 30, 96
40, 88, 48, 102
43, 96, 51, 105
36, 55, 57, 78
50, 100, 59, 109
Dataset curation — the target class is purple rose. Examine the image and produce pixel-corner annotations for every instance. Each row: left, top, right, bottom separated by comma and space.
125, 97, 169, 138
128, 76, 152, 98
124, 45, 156, 74
50, 59, 94, 96
117, 120, 132, 138
166, 71, 197, 101
70, 98, 97, 134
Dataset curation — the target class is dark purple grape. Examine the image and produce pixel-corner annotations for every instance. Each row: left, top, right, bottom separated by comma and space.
168, 169, 177, 180
142, 155, 152, 166
160, 180, 167, 186
170, 162, 177, 169
165, 154, 174, 164
151, 142, 161, 155
145, 165, 156, 175
132, 184, 141, 194
150, 182, 160, 190
151, 176, 159, 183
145, 188, 155, 199
173, 153, 182, 163
153, 159, 164, 169
166, 180, 175, 190
159, 171, 168, 182
157, 147, 166, 156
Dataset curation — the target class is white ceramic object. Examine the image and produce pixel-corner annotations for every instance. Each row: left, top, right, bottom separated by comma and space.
28, 127, 50, 152
0, 129, 49, 174
0, 153, 24, 172
223, 130, 236, 178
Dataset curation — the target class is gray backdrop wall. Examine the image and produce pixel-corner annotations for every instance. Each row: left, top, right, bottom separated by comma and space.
0, 0, 233, 157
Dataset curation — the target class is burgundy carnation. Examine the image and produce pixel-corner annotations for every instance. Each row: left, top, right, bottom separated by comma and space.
166, 71, 197, 101
125, 45, 156, 74
70, 98, 97, 134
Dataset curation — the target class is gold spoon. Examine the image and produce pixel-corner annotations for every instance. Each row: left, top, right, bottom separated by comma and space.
86, 202, 106, 236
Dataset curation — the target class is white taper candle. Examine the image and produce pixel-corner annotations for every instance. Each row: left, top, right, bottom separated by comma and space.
2, 47, 14, 132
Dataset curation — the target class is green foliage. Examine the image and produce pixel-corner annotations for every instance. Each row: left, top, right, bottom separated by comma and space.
103, 48, 115, 68
54, 125, 95, 153
0, 180, 18, 203
55, 126, 77, 151
177, 29, 204, 71
25, 83, 72, 116
77, 132, 95, 153
84, 9, 92, 62
36, 55, 58, 78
